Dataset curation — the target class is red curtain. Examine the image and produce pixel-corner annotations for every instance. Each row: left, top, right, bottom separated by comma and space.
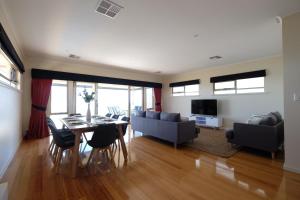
27, 79, 52, 139
154, 88, 162, 112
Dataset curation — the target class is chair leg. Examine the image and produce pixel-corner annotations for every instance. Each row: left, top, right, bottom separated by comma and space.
48, 139, 54, 152
108, 146, 116, 168
82, 133, 88, 142
86, 148, 96, 166
50, 143, 55, 155
55, 148, 63, 174
271, 152, 276, 159
51, 145, 58, 163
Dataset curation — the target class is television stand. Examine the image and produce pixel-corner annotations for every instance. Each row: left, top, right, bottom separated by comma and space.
189, 115, 222, 129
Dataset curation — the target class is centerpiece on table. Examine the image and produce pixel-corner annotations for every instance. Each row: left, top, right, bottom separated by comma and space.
79, 89, 95, 122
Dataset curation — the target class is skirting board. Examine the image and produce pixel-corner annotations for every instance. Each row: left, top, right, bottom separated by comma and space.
0, 139, 22, 180
283, 164, 300, 174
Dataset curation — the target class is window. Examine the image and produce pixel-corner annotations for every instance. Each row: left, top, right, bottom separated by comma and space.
130, 86, 143, 115
76, 82, 96, 116
172, 86, 185, 96
48, 80, 155, 116
97, 83, 129, 116
145, 88, 154, 110
0, 49, 20, 89
51, 80, 68, 114
214, 77, 265, 95
185, 84, 200, 96
172, 84, 199, 96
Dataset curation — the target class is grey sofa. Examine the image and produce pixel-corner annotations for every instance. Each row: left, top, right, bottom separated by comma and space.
226, 113, 284, 159
131, 111, 196, 148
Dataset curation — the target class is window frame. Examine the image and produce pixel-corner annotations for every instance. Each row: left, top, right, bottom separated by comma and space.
0, 49, 21, 90
171, 84, 200, 96
213, 77, 265, 95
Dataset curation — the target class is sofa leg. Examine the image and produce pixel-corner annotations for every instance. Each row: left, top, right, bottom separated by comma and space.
271, 152, 276, 159
174, 143, 177, 149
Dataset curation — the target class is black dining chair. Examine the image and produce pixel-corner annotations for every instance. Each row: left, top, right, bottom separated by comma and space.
112, 116, 130, 156
69, 113, 82, 117
47, 117, 75, 157
46, 117, 80, 173
105, 113, 112, 118
86, 124, 117, 167
51, 131, 76, 174
120, 116, 130, 135
112, 115, 119, 120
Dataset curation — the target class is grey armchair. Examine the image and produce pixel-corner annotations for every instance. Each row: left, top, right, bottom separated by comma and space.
226, 121, 284, 159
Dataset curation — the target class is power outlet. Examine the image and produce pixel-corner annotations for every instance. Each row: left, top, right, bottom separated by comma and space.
293, 93, 300, 101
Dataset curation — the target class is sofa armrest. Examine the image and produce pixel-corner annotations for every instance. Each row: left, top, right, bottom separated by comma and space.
177, 120, 196, 144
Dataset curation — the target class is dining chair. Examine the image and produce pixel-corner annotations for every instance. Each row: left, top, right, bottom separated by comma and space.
47, 117, 75, 158
51, 131, 76, 174
112, 116, 130, 156
86, 124, 117, 167
105, 113, 112, 117
69, 113, 82, 117
112, 115, 119, 120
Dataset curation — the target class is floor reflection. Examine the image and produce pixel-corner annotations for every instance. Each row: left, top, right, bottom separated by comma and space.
194, 157, 272, 199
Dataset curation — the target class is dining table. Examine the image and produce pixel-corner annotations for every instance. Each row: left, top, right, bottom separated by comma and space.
60, 116, 128, 178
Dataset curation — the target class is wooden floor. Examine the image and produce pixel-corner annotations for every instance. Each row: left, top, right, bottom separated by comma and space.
1, 128, 300, 200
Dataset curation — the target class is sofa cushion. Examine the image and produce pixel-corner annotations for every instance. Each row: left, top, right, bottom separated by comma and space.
247, 116, 264, 125
146, 111, 160, 119
259, 115, 277, 126
160, 112, 180, 122
270, 111, 282, 123
136, 111, 146, 117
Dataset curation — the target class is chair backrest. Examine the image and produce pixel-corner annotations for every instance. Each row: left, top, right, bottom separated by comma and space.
120, 116, 130, 135
89, 124, 117, 148
69, 113, 82, 117
46, 117, 58, 134
121, 116, 130, 122
112, 115, 119, 120
105, 113, 112, 117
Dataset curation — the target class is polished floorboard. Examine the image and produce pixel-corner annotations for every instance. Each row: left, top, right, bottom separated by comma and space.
1, 128, 300, 200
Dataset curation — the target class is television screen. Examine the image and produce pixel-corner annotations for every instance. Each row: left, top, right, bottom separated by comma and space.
191, 99, 217, 116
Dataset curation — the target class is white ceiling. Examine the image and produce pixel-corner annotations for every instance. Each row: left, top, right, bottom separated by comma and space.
3, 0, 300, 74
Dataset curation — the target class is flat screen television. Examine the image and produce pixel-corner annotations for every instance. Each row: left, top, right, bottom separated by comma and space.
191, 99, 217, 116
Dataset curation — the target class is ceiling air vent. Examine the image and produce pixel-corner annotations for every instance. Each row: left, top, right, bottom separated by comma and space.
96, 0, 123, 18
209, 56, 222, 60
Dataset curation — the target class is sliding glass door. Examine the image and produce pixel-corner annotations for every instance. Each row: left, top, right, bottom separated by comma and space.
97, 84, 129, 116
50, 80, 68, 114
49, 81, 155, 117
145, 88, 154, 111
75, 82, 96, 116
130, 86, 143, 115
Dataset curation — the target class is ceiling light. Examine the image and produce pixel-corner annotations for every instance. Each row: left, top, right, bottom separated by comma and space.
210, 56, 222, 60
96, 0, 124, 18
69, 54, 80, 59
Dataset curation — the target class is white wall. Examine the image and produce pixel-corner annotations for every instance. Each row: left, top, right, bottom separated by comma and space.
0, 0, 23, 178
21, 55, 163, 133
162, 56, 284, 128
283, 12, 300, 174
